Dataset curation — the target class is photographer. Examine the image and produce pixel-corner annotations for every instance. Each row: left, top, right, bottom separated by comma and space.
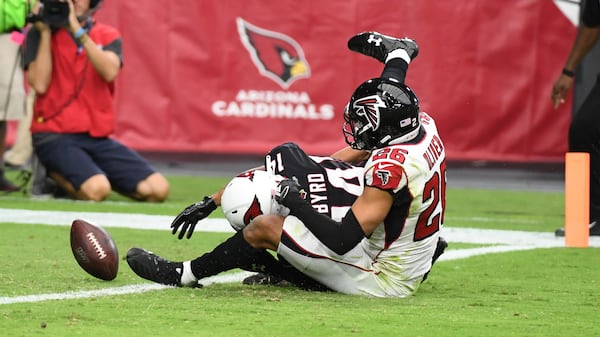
0, 0, 32, 191
24, 0, 170, 202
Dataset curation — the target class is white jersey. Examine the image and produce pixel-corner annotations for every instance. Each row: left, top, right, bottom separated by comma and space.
360, 111, 446, 294
278, 112, 446, 297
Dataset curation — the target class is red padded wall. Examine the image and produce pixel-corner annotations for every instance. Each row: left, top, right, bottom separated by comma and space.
76, 0, 575, 161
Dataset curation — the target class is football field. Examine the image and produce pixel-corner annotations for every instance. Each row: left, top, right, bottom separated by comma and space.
0, 173, 598, 336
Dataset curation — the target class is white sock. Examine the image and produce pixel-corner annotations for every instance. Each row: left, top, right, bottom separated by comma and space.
385, 49, 411, 64
180, 261, 198, 287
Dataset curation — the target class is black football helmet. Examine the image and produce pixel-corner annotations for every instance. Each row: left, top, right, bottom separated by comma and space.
343, 78, 421, 150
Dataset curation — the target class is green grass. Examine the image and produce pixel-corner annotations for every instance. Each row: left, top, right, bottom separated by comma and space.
1, 172, 594, 337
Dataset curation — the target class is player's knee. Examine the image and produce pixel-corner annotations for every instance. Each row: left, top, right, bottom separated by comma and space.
243, 215, 283, 250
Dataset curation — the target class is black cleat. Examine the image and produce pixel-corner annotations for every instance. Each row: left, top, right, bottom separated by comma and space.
432, 236, 448, 264
348, 31, 419, 63
555, 220, 600, 237
126, 247, 185, 287
242, 273, 292, 287
422, 236, 448, 282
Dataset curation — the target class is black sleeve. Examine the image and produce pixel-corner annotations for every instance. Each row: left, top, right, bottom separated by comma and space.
23, 28, 40, 70
103, 37, 123, 66
289, 205, 365, 255
266, 142, 320, 179
582, 0, 600, 27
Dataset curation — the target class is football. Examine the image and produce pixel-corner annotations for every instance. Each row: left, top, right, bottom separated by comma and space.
70, 219, 119, 281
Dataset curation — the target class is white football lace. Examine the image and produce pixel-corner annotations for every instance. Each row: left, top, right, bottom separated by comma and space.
86, 232, 107, 259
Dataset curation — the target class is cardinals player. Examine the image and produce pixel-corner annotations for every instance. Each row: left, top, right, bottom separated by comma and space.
127, 32, 447, 297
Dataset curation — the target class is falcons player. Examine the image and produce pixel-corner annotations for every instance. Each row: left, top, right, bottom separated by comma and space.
127, 31, 447, 297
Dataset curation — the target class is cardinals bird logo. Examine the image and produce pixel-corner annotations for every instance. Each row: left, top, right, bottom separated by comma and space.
243, 196, 263, 225
237, 17, 310, 89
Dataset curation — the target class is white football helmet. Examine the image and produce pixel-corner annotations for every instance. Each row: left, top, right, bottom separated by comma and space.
220, 170, 290, 231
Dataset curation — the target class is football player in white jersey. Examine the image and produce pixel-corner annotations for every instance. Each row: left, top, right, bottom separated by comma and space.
127, 31, 447, 297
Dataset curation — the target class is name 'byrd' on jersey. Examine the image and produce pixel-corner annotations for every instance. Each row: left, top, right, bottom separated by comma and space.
266, 142, 364, 222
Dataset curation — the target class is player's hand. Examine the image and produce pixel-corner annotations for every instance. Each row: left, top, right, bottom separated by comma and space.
275, 178, 308, 211
170, 196, 217, 239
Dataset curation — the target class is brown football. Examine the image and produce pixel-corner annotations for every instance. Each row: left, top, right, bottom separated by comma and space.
70, 219, 119, 281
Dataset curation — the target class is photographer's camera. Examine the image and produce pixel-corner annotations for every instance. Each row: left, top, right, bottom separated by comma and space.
27, 0, 70, 28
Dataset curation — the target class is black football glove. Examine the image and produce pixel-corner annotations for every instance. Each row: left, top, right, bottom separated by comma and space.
275, 178, 308, 212
170, 196, 217, 239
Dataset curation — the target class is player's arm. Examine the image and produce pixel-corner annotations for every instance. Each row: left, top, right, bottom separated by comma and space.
276, 180, 392, 255
348, 186, 393, 235
330, 146, 370, 163
171, 144, 364, 240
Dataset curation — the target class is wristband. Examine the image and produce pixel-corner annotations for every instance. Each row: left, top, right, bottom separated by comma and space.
562, 68, 575, 78
73, 27, 85, 39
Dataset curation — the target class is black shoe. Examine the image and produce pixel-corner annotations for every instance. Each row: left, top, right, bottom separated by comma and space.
242, 273, 292, 287
347, 31, 419, 63
555, 221, 600, 237
432, 236, 448, 264
0, 175, 19, 192
126, 248, 185, 287
422, 236, 448, 282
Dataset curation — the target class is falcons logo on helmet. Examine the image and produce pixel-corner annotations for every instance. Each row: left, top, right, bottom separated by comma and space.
237, 17, 310, 89
353, 95, 386, 131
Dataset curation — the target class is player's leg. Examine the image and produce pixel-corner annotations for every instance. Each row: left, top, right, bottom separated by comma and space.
347, 31, 418, 84
242, 254, 330, 291
276, 215, 420, 297
241, 214, 330, 290
126, 230, 284, 287
127, 214, 329, 290
421, 236, 448, 282
126, 233, 327, 290
347, 31, 418, 64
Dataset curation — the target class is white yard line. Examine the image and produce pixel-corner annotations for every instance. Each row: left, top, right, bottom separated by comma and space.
0, 272, 255, 305
0, 208, 234, 232
1, 208, 598, 305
